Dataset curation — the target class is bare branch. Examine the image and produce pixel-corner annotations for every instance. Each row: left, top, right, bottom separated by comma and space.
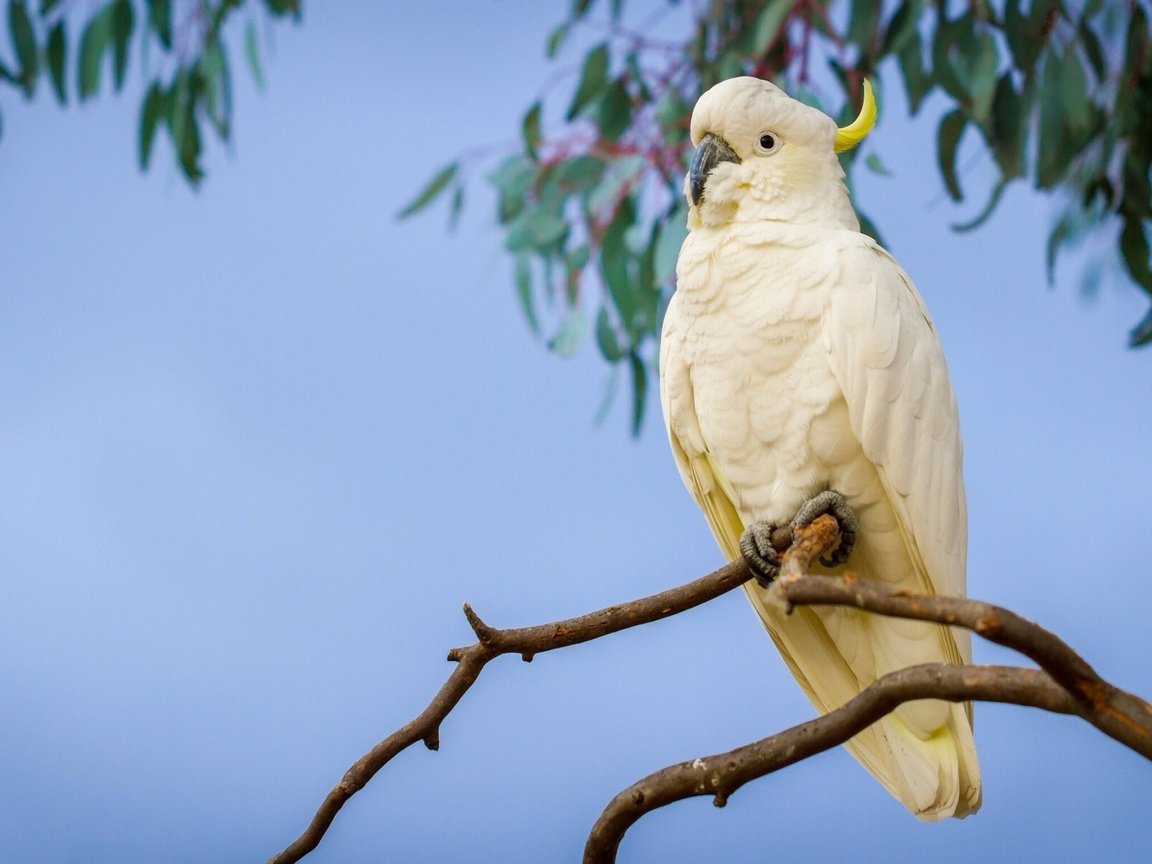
583, 574, 1152, 862
583, 665, 1078, 864
773, 574, 1152, 759
267, 542, 764, 863
269, 513, 1152, 864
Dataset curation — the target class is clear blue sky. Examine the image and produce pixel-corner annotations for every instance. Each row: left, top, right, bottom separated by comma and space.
2, 3, 1150, 862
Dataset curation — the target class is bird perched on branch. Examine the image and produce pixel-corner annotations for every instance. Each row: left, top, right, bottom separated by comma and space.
659, 77, 981, 819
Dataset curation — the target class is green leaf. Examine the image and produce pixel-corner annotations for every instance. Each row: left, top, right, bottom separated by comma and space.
882, 0, 925, 56
171, 73, 203, 183
1059, 47, 1091, 135
595, 306, 626, 361
1045, 211, 1074, 284
586, 154, 645, 216
750, 0, 793, 55
200, 39, 231, 136
521, 101, 541, 158
936, 109, 967, 201
489, 154, 535, 223
555, 154, 603, 190
652, 203, 687, 286
515, 254, 540, 336
566, 42, 608, 120
40, 0, 63, 13
138, 81, 165, 168
9, 0, 37, 93
1077, 19, 1106, 81
448, 184, 465, 230
864, 152, 892, 176
244, 21, 265, 90
147, 0, 172, 49
545, 21, 569, 59
46, 20, 66, 103
953, 178, 1008, 232
896, 32, 932, 114
600, 196, 637, 330
967, 31, 999, 122
77, 3, 114, 100
1129, 307, 1152, 348
111, 0, 134, 92
397, 163, 459, 219
1004, 0, 1053, 74
1120, 218, 1152, 295
1036, 50, 1067, 189
549, 311, 587, 357
989, 72, 1028, 178
597, 78, 631, 140
627, 351, 647, 436
932, 12, 973, 104
846, 0, 881, 54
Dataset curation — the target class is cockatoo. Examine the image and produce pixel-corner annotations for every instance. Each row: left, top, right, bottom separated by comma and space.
659, 77, 981, 819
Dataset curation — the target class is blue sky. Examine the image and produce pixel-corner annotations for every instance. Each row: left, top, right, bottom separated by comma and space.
2, 3, 1150, 863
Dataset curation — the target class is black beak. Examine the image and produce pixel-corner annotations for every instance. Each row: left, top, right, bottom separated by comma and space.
689, 133, 741, 207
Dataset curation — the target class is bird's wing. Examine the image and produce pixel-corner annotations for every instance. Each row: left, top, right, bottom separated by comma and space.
821, 235, 969, 660
659, 292, 745, 559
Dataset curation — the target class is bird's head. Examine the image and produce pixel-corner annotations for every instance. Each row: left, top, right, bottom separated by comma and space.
685, 77, 876, 229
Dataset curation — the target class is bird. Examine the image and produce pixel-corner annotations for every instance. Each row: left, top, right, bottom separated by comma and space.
658, 76, 981, 819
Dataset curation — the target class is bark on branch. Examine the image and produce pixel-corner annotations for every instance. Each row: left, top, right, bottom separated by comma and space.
268, 515, 1152, 864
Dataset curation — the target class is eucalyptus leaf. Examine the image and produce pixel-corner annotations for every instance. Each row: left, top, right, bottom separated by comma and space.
8, 0, 36, 90
566, 42, 609, 120
77, 3, 114, 100
549, 311, 588, 357
111, 0, 133, 91
147, 0, 172, 49
46, 21, 66, 103
397, 163, 459, 219
245, 21, 265, 90
138, 81, 165, 168
937, 109, 967, 201
515, 254, 540, 336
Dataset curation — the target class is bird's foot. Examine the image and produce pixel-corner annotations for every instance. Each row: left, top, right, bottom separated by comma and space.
740, 522, 783, 587
791, 490, 858, 568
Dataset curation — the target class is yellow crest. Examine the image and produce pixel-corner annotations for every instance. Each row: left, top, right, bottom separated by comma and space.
834, 80, 877, 153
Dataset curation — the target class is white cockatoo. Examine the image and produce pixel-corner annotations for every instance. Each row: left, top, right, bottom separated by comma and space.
659, 77, 981, 819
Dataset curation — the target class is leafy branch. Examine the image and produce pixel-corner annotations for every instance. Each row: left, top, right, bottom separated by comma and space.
400, 0, 1152, 431
0, 0, 300, 184
266, 513, 1152, 863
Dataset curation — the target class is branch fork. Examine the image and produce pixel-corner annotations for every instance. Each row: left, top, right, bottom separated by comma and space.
269, 515, 1152, 864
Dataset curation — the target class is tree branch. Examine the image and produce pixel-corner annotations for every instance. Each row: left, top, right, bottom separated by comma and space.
583, 664, 1078, 864
773, 574, 1152, 759
266, 525, 781, 864
268, 514, 1152, 863
583, 572, 1152, 863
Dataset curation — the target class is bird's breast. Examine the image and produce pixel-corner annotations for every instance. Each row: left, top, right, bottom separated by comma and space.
674, 226, 864, 522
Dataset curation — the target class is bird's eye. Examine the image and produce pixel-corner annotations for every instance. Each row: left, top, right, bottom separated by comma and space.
757, 133, 779, 153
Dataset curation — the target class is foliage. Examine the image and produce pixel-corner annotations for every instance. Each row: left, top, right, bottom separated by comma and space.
400, 0, 1152, 433
0, 0, 300, 184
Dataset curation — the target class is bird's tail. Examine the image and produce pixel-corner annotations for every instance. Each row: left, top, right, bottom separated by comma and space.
747, 589, 982, 819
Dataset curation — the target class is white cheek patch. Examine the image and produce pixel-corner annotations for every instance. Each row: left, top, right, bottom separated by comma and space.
697, 162, 742, 226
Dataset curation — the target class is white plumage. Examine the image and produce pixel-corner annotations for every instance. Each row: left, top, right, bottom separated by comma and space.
659, 77, 980, 819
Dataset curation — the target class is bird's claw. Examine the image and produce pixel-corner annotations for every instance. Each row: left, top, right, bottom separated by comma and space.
740, 521, 783, 587
791, 490, 858, 568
